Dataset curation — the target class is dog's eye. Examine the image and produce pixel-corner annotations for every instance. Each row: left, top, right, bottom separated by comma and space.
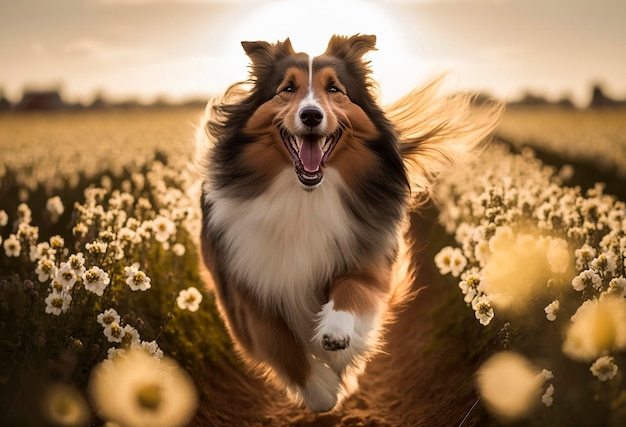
328, 85, 344, 95
280, 85, 295, 94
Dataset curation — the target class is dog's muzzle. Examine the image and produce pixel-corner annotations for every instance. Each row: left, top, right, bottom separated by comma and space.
280, 127, 342, 188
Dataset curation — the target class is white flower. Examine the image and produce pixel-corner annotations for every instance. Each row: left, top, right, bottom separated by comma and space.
123, 325, 141, 346
97, 308, 121, 327
476, 352, 542, 423
153, 216, 176, 243
471, 295, 495, 326
88, 348, 198, 427
590, 252, 617, 275
85, 240, 108, 255
124, 265, 151, 291
176, 287, 203, 312
35, 258, 58, 282
73, 223, 88, 238
590, 355, 619, 381
132, 340, 164, 359
17, 203, 32, 224
575, 244, 596, 270
455, 222, 473, 245
104, 322, 125, 343
544, 300, 560, 321
459, 273, 481, 304
563, 297, 626, 361
546, 238, 570, 274
46, 196, 65, 221
3, 234, 21, 257
117, 227, 136, 242
0, 210, 8, 227
40, 383, 90, 427
17, 222, 39, 243
541, 384, 554, 407
107, 347, 127, 360
67, 252, 86, 277
109, 241, 125, 261
434, 246, 467, 277
29, 241, 55, 262
571, 269, 602, 292
83, 266, 110, 296
172, 243, 186, 257
49, 235, 65, 250
608, 277, 626, 297
55, 263, 78, 289
45, 291, 72, 316
49, 280, 65, 294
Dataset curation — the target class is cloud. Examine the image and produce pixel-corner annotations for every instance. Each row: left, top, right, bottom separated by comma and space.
94, 0, 254, 4
28, 42, 46, 56
64, 39, 152, 62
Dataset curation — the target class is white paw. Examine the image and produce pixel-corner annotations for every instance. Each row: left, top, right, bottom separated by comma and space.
299, 358, 341, 413
313, 301, 355, 352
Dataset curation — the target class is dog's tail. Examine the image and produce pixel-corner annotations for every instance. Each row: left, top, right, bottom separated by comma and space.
386, 76, 504, 208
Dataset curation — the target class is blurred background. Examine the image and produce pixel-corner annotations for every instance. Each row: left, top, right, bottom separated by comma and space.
1, 0, 625, 111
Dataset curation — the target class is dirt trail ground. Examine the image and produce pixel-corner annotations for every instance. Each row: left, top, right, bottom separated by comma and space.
192, 212, 490, 427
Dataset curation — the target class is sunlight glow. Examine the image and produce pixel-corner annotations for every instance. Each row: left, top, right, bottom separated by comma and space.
229, 0, 427, 103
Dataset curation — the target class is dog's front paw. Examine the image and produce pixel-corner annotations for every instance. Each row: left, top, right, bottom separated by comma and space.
322, 333, 350, 351
314, 301, 355, 352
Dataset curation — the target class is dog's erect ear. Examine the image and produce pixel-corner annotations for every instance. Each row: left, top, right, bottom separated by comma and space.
324, 34, 377, 61
241, 38, 295, 68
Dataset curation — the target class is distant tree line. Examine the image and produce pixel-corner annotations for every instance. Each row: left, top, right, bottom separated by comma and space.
0, 89, 208, 112
1, 84, 625, 112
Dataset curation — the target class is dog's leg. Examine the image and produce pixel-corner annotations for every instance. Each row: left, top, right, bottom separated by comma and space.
293, 355, 342, 413
201, 231, 340, 412
313, 262, 391, 373
214, 283, 341, 412
223, 292, 341, 412
248, 308, 341, 413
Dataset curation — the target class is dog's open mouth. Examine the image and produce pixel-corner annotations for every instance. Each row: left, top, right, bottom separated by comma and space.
280, 127, 342, 187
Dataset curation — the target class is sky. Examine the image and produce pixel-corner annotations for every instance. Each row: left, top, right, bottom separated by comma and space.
1, 0, 625, 107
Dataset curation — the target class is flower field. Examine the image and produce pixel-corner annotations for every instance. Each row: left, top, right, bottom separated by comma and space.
498, 106, 626, 178
1, 105, 625, 426
0, 107, 230, 427
435, 106, 626, 425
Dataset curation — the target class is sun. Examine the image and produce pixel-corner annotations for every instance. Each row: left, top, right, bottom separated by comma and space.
229, 0, 423, 103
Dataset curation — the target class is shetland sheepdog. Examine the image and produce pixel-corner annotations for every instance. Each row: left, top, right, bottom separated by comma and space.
197, 34, 502, 413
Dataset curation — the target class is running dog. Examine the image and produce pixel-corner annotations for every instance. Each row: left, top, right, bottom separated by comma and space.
197, 34, 501, 412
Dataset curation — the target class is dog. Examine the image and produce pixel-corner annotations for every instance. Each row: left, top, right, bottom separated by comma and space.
197, 34, 502, 413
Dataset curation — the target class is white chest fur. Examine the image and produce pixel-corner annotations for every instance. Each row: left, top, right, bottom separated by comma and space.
206, 168, 357, 308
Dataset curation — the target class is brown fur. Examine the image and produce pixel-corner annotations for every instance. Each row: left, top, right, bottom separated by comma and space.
197, 34, 503, 413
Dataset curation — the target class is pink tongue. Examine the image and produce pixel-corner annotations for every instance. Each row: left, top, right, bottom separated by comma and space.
299, 137, 323, 172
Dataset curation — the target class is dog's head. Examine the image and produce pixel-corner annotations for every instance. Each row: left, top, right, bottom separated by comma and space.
240, 34, 386, 190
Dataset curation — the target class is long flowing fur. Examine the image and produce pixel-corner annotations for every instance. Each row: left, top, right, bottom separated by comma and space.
386, 76, 504, 207
196, 34, 503, 413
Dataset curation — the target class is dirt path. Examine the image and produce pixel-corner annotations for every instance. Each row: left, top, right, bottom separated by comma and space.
193, 214, 490, 427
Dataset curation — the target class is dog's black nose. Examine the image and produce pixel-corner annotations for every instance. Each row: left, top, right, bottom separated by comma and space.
299, 107, 324, 128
